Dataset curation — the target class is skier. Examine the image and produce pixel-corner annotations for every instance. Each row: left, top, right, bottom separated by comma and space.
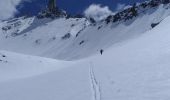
100, 49, 104, 55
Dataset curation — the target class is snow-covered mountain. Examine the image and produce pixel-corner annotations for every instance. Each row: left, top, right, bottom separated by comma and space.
1, 0, 170, 100
1, 0, 170, 60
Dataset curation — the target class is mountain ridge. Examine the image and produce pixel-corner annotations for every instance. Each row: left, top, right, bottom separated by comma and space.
1, 0, 170, 60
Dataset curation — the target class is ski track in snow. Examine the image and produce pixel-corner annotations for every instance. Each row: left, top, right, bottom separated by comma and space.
89, 62, 102, 100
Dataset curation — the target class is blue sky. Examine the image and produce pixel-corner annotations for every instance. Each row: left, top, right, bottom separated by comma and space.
16, 0, 145, 16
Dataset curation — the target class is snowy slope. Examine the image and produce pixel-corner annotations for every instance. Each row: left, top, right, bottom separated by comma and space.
1, 3, 170, 60
0, 50, 74, 82
1, 15, 170, 100
0, 17, 90, 60
86, 16, 170, 100
1, 1, 170, 100
0, 50, 92, 100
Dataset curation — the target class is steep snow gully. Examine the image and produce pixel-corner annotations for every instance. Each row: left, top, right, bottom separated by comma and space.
1, 0, 170, 100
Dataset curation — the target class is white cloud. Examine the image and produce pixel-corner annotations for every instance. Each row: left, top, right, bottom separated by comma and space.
84, 4, 113, 21
0, 0, 24, 20
116, 3, 126, 11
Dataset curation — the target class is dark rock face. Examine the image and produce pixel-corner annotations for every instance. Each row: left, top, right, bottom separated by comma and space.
151, 22, 160, 28
162, 0, 170, 4
37, 0, 67, 19
61, 33, 71, 40
48, 0, 56, 12
37, 9, 67, 19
